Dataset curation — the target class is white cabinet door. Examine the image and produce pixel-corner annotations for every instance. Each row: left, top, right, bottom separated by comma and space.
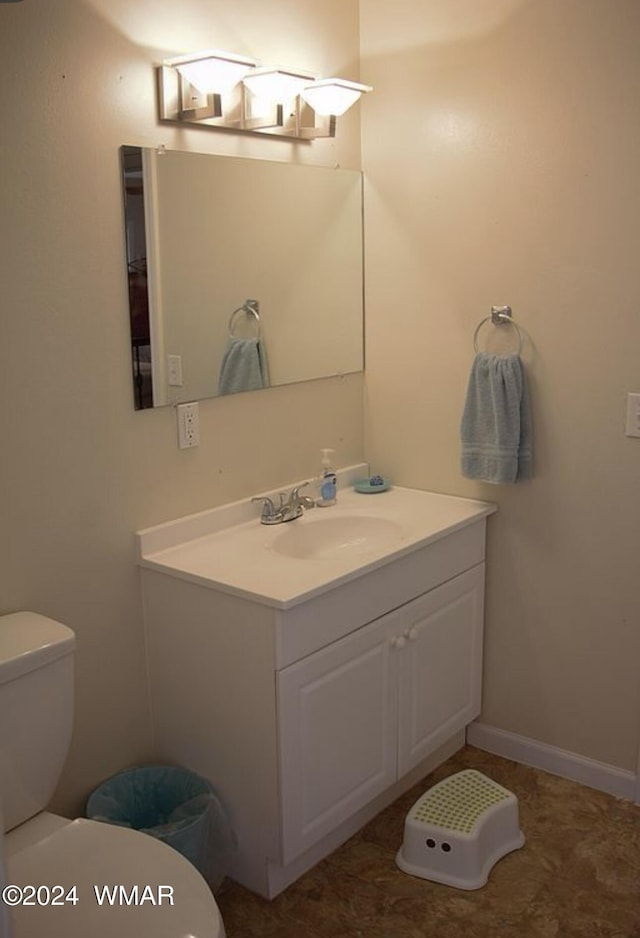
397, 564, 485, 776
278, 614, 398, 863
278, 564, 485, 864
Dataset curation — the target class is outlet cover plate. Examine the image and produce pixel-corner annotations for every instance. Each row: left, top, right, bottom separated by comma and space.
177, 402, 199, 448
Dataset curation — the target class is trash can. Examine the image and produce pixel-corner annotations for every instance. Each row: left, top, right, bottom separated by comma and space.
86, 765, 237, 891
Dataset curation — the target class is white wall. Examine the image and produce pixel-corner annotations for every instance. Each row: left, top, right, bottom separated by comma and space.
360, 0, 640, 773
0, 0, 363, 814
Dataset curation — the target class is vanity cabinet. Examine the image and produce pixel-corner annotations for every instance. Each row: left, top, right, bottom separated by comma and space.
278, 565, 484, 863
138, 482, 494, 899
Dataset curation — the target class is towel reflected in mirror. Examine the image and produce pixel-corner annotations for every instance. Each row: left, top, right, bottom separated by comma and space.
218, 337, 270, 396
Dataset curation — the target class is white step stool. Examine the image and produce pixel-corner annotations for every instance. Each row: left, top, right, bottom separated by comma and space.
396, 769, 525, 890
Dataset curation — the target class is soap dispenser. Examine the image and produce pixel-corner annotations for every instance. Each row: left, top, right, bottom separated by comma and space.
317, 448, 337, 507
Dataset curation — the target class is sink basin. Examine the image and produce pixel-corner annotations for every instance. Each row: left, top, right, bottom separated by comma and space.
270, 514, 405, 559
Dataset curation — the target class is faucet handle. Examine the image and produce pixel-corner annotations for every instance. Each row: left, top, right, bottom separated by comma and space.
290, 481, 310, 502
251, 495, 277, 521
289, 481, 315, 512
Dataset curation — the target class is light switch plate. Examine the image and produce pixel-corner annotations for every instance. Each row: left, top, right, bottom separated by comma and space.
625, 393, 640, 438
167, 354, 183, 387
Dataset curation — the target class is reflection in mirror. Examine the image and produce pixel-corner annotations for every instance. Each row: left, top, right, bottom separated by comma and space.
121, 147, 152, 408
120, 146, 364, 410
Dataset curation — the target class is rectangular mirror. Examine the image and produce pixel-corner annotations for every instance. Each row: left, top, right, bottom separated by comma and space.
121, 146, 364, 409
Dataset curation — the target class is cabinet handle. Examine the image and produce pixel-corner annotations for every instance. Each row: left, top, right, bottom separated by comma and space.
406, 627, 419, 641
391, 635, 407, 649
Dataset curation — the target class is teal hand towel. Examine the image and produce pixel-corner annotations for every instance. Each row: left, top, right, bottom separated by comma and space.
460, 352, 532, 484
218, 337, 270, 396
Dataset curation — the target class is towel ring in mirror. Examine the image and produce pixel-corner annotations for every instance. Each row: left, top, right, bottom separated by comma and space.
473, 305, 523, 355
228, 299, 260, 339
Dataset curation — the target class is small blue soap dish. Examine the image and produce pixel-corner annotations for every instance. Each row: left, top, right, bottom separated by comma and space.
354, 476, 391, 494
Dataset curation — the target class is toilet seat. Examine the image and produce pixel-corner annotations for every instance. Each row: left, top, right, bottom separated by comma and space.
5, 815, 225, 938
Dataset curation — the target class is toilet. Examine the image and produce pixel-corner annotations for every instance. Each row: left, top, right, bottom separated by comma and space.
0, 612, 226, 938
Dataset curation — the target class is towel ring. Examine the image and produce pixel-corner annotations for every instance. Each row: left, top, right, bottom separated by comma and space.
228, 299, 260, 339
473, 305, 523, 355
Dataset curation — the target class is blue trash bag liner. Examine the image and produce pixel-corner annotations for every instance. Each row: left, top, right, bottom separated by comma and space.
86, 765, 237, 891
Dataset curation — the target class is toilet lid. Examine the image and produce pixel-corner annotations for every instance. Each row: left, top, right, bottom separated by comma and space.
6, 817, 225, 938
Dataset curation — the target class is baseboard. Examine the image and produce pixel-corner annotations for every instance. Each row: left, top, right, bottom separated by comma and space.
467, 722, 638, 803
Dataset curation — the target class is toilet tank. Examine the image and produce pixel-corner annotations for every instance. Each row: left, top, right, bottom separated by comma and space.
0, 613, 75, 832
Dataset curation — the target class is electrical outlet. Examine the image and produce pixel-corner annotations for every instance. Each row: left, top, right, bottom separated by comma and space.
177, 402, 200, 449
167, 354, 183, 387
625, 393, 640, 438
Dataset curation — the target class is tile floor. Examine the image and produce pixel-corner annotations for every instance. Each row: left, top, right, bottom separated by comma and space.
216, 746, 640, 938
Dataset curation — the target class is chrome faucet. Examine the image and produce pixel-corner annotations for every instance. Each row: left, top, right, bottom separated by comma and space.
252, 482, 315, 525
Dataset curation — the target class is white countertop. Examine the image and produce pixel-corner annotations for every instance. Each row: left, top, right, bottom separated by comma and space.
138, 477, 496, 609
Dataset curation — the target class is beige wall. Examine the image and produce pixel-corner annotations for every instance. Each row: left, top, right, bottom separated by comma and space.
3, 0, 639, 823
360, 0, 640, 772
0, 0, 363, 814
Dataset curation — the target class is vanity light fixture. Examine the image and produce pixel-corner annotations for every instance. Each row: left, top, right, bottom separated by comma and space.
157, 49, 372, 140
160, 50, 257, 123
300, 79, 373, 117
166, 50, 258, 95
242, 66, 314, 103
241, 66, 315, 133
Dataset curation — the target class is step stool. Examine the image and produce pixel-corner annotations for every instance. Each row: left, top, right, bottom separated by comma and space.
396, 769, 525, 890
